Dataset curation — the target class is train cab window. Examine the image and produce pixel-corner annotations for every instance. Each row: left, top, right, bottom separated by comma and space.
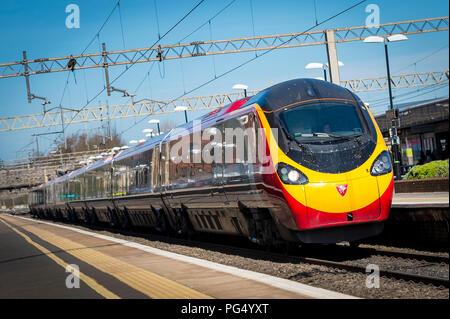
279, 101, 367, 143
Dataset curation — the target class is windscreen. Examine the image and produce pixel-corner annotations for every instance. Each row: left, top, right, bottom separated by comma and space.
278, 101, 366, 143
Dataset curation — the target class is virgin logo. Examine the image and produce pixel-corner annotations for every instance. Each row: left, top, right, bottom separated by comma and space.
336, 184, 348, 197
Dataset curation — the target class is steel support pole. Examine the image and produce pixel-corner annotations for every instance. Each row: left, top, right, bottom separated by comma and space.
102, 43, 112, 96
60, 107, 67, 150
325, 29, 340, 85
35, 136, 39, 156
384, 42, 394, 111
384, 40, 402, 180
23, 51, 32, 104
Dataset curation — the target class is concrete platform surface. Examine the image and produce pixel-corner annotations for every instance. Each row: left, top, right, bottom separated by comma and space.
0, 214, 355, 299
392, 192, 449, 208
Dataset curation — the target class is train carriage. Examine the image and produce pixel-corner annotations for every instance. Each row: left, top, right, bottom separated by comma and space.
29, 78, 393, 246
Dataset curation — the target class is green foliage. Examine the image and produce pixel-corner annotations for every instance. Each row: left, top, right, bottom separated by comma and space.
404, 159, 449, 180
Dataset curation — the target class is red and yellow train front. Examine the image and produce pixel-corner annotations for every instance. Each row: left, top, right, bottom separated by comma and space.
251, 79, 394, 243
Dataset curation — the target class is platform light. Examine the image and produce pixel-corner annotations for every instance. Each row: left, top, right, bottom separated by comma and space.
363, 36, 385, 43
387, 34, 408, 42
305, 62, 325, 69
363, 34, 408, 181
232, 84, 248, 97
364, 34, 408, 43
305, 61, 344, 82
139, 139, 146, 143
148, 119, 161, 135
129, 140, 138, 145
175, 105, 189, 123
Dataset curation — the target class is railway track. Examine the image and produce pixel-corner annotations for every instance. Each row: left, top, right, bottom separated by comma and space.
27, 214, 450, 289
287, 253, 449, 288
357, 246, 449, 265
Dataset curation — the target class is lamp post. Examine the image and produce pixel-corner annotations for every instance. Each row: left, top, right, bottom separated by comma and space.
232, 84, 248, 97
305, 61, 344, 82
175, 106, 189, 123
364, 34, 407, 180
148, 119, 161, 135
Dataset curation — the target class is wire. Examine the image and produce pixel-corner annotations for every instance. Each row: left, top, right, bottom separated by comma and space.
369, 82, 448, 106
131, 61, 157, 98
180, 58, 187, 94
57, 1, 121, 120
369, 83, 449, 109
313, 0, 319, 25
249, 0, 257, 57
63, 0, 207, 132
81, 1, 121, 55
179, 0, 237, 43
119, 0, 368, 135
249, 0, 256, 37
118, 1, 127, 50
154, 0, 162, 39
132, 0, 236, 101
158, 58, 166, 79
209, 20, 217, 78
393, 44, 449, 74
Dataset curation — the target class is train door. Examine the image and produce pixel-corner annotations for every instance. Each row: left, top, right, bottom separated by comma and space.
155, 142, 177, 229
222, 112, 259, 203
197, 122, 227, 206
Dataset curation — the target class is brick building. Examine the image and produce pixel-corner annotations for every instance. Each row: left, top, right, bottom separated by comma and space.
374, 97, 449, 168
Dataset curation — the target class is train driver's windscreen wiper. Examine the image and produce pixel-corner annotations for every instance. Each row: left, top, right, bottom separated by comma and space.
294, 132, 363, 144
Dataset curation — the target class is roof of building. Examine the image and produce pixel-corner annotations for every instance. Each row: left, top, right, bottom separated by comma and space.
395, 96, 448, 111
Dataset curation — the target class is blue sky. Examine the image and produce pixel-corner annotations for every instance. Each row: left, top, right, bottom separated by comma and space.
0, 0, 448, 160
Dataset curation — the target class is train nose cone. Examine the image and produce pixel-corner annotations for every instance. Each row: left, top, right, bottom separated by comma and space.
336, 184, 348, 197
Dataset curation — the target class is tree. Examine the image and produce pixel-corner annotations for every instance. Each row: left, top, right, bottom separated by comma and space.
55, 127, 124, 154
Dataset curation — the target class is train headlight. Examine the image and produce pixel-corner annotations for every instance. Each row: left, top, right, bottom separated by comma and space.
277, 163, 308, 185
371, 151, 392, 176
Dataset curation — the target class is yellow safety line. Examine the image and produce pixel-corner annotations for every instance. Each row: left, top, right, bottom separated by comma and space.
2, 215, 211, 299
0, 216, 120, 299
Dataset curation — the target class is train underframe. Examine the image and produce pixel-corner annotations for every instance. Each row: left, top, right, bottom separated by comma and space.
29, 188, 385, 247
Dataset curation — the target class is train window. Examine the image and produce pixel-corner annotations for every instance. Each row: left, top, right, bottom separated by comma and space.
279, 102, 367, 143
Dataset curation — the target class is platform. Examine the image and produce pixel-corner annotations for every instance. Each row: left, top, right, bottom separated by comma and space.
0, 214, 354, 299
392, 192, 449, 208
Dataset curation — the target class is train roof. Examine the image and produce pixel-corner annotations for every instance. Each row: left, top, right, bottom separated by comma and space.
36, 79, 351, 186
242, 78, 356, 112
112, 98, 251, 162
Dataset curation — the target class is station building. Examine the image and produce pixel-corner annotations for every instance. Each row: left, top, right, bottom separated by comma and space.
374, 97, 449, 170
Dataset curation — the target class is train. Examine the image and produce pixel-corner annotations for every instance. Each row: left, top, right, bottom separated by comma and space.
29, 78, 394, 247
